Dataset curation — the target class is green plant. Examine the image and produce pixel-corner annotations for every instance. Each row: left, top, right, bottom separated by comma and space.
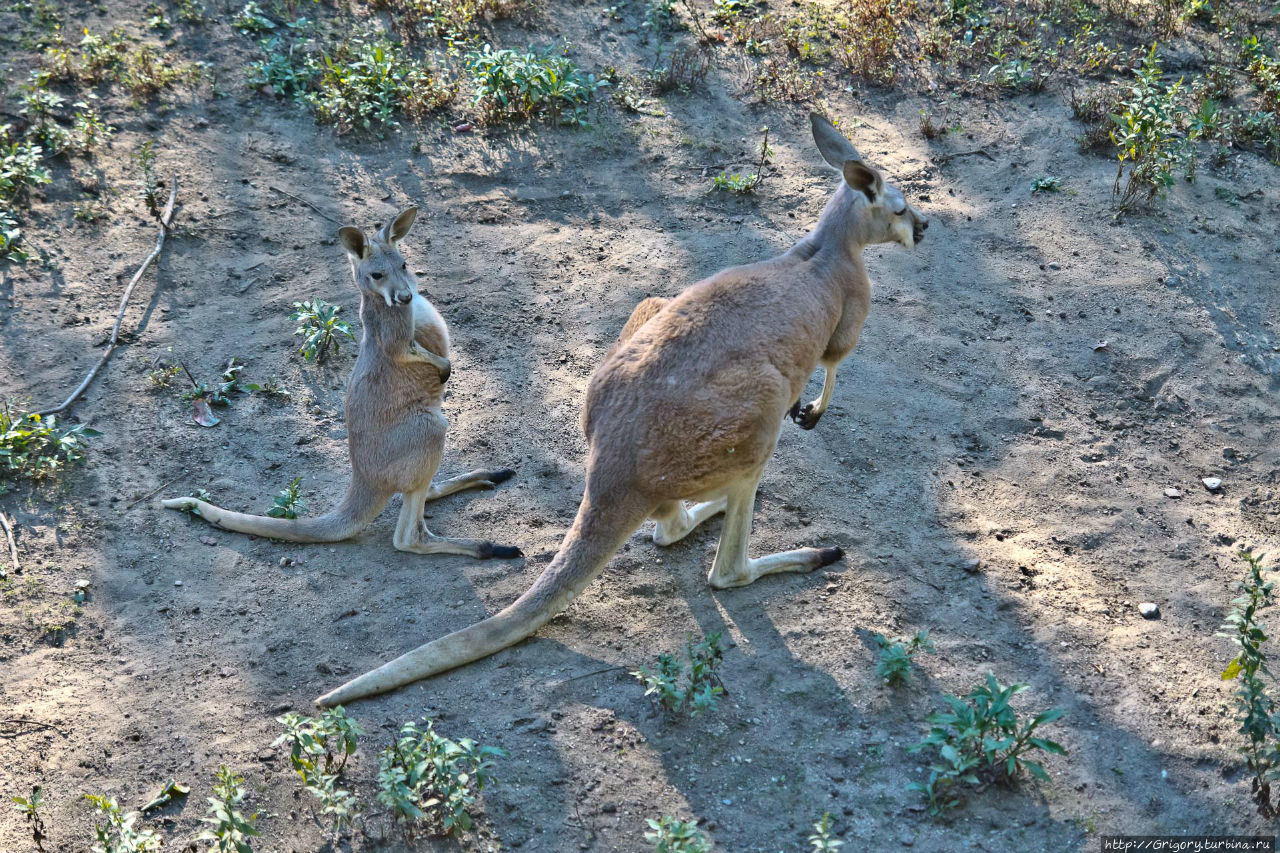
644, 0, 677, 31
73, 103, 114, 151
84, 795, 162, 853
267, 477, 306, 519
709, 126, 771, 194
307, 32, 455, 134
135, 140, 163, 219
144, 3, 172, 30
273, 708, 361, 829
466, 45, 607, 126
11, 786, 47, 851
233, 2, 276, 33
195, 766, 260, 852
907, 673, 1066, 814
632, 631, 726, 716
1219, 551, 1280, 817
0, 403, 100, 481
831, 0, 914, 83
377, 718, 505, 834
648, 46, 712, 95
1110, 45, 1190, 213
874, 629, 934, 685
644, 816, 711, 852
146, 363, 182, 389
808, 811, 842, 852
1030, 175, 1062, 194
291, 299, 356, 363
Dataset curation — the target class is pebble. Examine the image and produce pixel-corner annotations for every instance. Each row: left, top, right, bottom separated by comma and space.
1163, 488, 1182, 499
174, 580, 183, 587
961, 557, 982, 573
900, 833, 916, 847
1203, 477, 1222, 491
1138, 602, 1160, 619
75, 578, 91, 590
1047, 261, 1061, 270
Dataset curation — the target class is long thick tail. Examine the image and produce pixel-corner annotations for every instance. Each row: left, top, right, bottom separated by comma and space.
315, 484, 652, 706
160, 478, 387, 543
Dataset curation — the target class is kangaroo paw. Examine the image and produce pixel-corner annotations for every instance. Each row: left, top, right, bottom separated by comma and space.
487, 468, 517, 486
478, 542, 524, 560
817, 546, 844, 567
788, 401, 821, 430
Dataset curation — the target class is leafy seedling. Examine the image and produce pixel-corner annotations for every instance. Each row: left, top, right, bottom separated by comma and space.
632, 631, 726, 716
11, 786, 47, 851
1, 401, 100, 481
195, 765, 260, 853
84, 794, 162, 853
273, 708, 361, 832
644, 816, 711, 852
1030, 176, 1062, 194
907, 673, 1066, 814
377, 718, 505, 835
292, 300, 355, 364
809, 811, 842, 852
874, 629, 934, 686
267, 477, 305, 519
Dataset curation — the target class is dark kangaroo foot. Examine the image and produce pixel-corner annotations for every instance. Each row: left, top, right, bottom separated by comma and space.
787, 400, 821, 430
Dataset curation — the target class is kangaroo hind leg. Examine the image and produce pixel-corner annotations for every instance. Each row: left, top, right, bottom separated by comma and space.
394, 487, 523, 559
424, 468, 516, 502
706, 478, 842, 589
650, 497, 728, 546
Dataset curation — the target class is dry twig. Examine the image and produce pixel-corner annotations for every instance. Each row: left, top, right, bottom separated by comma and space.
0, 511, 18, 578
37, 177, 179, 417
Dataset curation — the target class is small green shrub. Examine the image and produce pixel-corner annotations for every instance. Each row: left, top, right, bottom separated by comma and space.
377, 718, 505, 835
84, 795, 162, 853
808, 811, 842, 852
232, 2, 276, 34
709, 126, 771, 194
273, 708, 361, 830
135, 140, 163, 219
1111, 45, 1190, 213
644, 816, 710, 853
907, 673, 1066, 814
308, 33, 456, 134
632, 631, 726, 716
292, 299, 356, 363
466, 45, 606, 126
874, 629, 934, 686
11, 786, 47, 851
0, 403, 100, 482
1219, 551, 1280, 818
195, 765, 261, 852
1029, 175, 1062, 194
267, 477, 306, 519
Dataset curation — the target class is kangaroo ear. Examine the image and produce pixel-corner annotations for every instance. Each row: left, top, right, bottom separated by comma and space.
377, 206, 418, 245
338, 226, 369, 260
842, 160, 884, 203
811, 112, 861, 171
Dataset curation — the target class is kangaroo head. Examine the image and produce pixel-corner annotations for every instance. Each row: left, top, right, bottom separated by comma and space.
338, 206, 420, 307
810, 113, 928, 250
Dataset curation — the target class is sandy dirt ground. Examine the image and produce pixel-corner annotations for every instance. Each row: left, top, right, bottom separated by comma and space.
2, 0, 1280, 850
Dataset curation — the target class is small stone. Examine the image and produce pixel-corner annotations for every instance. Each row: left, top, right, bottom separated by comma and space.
900, 833, 916, 847
1163, 488, 1182, 499
1138, 602, 1160, 619
174, 580, 183, 587
75, 578, 91, 590
1203, 477, 1222, 491
1047, 261, 1061, 270
961, 557, 982, 573
200, 536, 217, 546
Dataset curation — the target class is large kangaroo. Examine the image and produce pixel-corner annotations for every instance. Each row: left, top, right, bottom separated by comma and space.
162, 207, 522, 560
317, 114, 928, 706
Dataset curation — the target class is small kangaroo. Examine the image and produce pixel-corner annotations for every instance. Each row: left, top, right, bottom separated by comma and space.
316, 114, 928, 705
163, 207, 523, 560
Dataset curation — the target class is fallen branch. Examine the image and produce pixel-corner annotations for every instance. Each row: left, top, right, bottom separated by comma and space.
934, 148, 996, 163
0, 718, 69, 739
0, 511, 17, 578
268, 185, 341, 224
37, 177, 179, 417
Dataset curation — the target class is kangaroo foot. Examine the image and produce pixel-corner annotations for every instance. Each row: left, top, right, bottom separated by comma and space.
479, 541, 524, 560
787, 400, 822, 430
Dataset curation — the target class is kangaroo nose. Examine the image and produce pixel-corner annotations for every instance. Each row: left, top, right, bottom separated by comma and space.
394, 291, 413, 305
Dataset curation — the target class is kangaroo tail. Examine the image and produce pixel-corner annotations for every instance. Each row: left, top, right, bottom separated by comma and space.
160, 478, 388, 543
315, 483, 651, 706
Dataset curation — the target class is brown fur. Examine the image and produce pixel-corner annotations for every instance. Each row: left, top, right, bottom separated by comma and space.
161, 207, 522, 561
316, 114, 929, 705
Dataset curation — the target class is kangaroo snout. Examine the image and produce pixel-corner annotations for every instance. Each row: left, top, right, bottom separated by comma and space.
393, 289, 414, 305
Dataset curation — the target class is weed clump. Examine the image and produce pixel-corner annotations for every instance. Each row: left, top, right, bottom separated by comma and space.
1111, 45, 1191, 212
874, 629, 934, 685
466, 45, 606, 126
292, 299, 356, 363
907, 673, 1066, 814
1219, 551, 1280, 817
632, 631, 726, 716
195, 765, 261, 852
0, 403, 100, 484
274, 707, 361, 831
645, 816, 711, 852
377, 718, 505, 835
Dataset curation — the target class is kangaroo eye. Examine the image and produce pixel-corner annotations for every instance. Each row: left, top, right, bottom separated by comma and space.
370, 272, 384, 280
